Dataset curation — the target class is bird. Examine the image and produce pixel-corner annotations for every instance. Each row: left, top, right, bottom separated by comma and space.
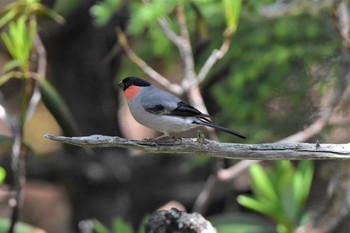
117, 77, 246, 139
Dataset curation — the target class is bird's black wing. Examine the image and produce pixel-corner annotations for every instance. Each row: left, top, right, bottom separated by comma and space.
167, 101, 210, 117
144, 101, 207, 117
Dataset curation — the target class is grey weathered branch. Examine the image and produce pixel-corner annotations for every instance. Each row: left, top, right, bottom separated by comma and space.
44, 134, 350, 160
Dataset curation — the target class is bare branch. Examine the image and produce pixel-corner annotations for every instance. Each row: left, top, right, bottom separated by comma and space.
157, 17, 182, 47
44, 134, 350, 160
35, 34, 47, 80
192, 174, 218, 213
143, 1, 183, 50
259, 0, 337, 18
116, 28, 183, 95
175, 5, 197, 88
197, 34, 232, 83
335, 1, 350, 49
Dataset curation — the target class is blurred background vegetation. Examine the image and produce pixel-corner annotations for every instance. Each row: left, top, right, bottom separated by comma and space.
0, 0, 349, 233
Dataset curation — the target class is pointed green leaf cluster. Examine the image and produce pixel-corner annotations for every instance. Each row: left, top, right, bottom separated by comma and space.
1, 17, 36, 74
0, 0, 64, 28
237, 160, 314, 233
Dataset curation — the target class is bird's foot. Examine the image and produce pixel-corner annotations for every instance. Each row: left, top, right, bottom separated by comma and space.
196, 130, 206, 144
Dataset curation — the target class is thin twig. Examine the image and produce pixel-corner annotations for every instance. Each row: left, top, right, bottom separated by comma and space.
116, 28, 183, 95
141, 0, 182, 46
335, 1, 350, 49
25, 34, 46, 121
197, 34, 232, 84
7, 131, 25, 233
157, 17, 182, 46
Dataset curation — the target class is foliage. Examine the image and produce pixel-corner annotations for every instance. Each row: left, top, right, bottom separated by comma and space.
0, 0, 64, 28
0, 1, 78, 231
210, 213, 275, 233
90, 0, 241, 59
90, 0, 122, 26
93, 216, 148, 233
210, 6, 340, 142
237, 160, 314, 233
1, 17, 36, 74
0, 0, 80, 136
0, 166, 6, 184
39, 79, 80, 136
0, 218, 45, 233
223, 0, 241, 34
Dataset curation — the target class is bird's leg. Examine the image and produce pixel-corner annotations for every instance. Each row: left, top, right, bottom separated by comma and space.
153, 134, 170, 141
153, 133, 181, 141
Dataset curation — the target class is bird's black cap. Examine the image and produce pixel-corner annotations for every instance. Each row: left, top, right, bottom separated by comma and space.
118, 77, 151, 91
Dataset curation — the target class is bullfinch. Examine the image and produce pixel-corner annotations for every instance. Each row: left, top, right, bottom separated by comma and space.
117, 77, 246, 139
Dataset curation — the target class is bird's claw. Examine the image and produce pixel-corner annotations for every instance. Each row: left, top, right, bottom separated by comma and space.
196, 130, 206, 144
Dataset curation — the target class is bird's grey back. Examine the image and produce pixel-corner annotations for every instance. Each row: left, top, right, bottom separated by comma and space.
139, 85, 180, 112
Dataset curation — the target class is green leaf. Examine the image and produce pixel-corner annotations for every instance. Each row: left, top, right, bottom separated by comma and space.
250, 163, 278, 202
0, 167, 6, 184
216, 224, 272, 233
39, 79, 81, 136
3, 60, 21, 73
90, 0, 121, 26
54, 0, 80, 17
1, 33, 16, 59
93, 219, 111, 233
294, 161, 313, 211
0, 72, 18, 87
34, 4, 65, 24
222, 0, 241, 34
0, 1, 21, 28
210, 212, 275, 233
237, 195, 272, 214
0, 9, 17, 28
113, 218, 133, 233
0, 218, 45, 233
137, 215, 149, 233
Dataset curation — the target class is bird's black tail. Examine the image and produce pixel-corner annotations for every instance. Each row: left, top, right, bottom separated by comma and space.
194, 119, 246, 139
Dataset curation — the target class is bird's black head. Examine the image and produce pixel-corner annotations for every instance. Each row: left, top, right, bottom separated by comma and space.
117, 77, 152, 91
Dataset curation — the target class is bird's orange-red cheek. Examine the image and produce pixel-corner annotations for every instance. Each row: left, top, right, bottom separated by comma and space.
124, 86, 141, 101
